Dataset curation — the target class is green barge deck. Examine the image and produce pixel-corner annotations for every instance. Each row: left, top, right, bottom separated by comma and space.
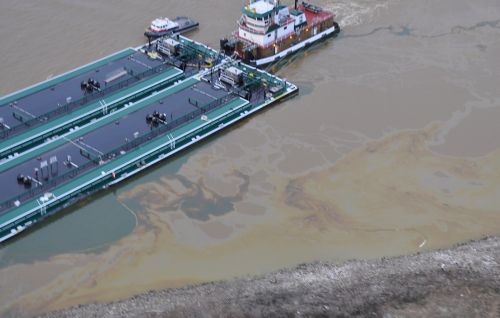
0, 35, 298, 243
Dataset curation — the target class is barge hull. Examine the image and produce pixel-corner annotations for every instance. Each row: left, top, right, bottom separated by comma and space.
0, 68, 184, 160
0, 83, 297, 243
252, 24, 339, 67
0, 36, 298, 243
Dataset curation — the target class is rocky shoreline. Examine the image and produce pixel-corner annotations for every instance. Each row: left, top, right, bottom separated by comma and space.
41, 237, 500, 317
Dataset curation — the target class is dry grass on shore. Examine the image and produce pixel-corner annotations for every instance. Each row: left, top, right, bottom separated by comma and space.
39, 236, 500, 318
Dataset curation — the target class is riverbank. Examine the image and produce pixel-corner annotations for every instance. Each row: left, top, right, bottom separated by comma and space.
40, 236, 500, 317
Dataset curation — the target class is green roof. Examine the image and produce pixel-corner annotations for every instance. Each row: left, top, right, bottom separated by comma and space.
294, 21, 307, 29
267, 24, 279, 32
290, 9, 304, 16
242, 6, 275, 19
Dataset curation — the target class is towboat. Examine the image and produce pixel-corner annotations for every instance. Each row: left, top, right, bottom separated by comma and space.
220, 0, 340, 68
144, 16, 199, 38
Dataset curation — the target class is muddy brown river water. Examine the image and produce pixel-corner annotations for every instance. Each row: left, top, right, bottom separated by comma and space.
0, 0, 499, 316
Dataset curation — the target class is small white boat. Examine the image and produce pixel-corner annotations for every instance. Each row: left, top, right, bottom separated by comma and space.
144, 16, 199, 38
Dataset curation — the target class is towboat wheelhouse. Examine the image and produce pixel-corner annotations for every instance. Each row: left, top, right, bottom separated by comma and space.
221, 0, 339, 67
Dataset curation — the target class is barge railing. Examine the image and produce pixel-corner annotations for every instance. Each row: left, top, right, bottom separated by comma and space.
0, 92, 237, 213
0, 63, 172, 140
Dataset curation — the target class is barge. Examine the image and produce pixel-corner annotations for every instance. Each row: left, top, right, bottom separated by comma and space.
220, 0, 340, 68
0, 34, 298, 243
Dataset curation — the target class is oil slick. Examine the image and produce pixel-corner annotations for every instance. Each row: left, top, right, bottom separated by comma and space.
2, 123, 500, 316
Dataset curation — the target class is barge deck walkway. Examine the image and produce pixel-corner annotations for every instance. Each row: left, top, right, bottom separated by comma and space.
0, 95, 248, 233
0, 67, 183, 161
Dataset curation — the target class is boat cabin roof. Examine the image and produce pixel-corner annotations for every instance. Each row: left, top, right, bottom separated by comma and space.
243, 1, 275, 19
290, 9, 304, 16
151, 18, 177, 29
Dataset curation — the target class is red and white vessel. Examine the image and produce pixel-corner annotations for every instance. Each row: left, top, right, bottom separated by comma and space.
220, 0, 340, 67
144, 16, 199, 39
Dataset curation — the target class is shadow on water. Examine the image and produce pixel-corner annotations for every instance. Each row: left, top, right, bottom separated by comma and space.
0, 147, 191, 268
0, 192, 136, 268
0, 96, 291, 267
175, 172, 250, 222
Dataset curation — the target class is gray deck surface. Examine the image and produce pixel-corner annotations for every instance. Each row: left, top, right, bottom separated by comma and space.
0, 80, 229, 207
0, 34, 298, 243
0, 52, 165, 132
